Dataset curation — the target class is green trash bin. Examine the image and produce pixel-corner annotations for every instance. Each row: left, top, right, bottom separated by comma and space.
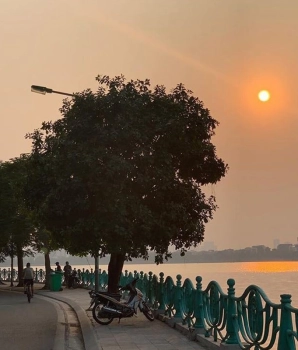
50, 271, 63, 291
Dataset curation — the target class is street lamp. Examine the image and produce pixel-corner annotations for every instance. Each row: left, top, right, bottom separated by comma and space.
31, 85, 74, 97
30, 84, 100, 292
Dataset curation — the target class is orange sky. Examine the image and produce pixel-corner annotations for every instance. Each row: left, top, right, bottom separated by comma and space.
1, 0, 298, 250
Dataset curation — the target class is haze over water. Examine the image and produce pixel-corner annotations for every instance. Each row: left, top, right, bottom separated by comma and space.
1, 1, 298, 251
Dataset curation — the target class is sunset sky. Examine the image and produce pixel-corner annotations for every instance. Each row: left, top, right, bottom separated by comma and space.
1, 0, 298, 250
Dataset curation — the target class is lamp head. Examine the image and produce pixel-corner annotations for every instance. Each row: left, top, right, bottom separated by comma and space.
31, 85, 53, 95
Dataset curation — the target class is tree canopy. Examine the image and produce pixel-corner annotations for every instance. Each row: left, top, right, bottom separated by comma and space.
0, 158, 34, 266
25, 75, 228, 289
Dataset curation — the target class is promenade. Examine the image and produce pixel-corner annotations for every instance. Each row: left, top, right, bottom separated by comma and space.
0, 283, 207, 350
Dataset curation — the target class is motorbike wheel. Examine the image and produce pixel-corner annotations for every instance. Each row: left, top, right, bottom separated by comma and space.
142, 302, 155, 321
92, 303, 114, 325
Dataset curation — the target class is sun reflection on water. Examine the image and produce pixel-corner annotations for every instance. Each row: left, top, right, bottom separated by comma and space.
239, 261, 298, 273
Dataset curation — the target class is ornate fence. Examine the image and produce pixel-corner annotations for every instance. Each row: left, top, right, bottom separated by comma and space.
1, 267, 298, 349
0, 267, 98, 286
0, 268, 46, 283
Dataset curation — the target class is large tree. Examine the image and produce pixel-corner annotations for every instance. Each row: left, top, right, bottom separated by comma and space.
0, 158, 34, 286
0, 161, 12, 259
29, 227, 59, 290
26, 75, 228, 291
18, 156, 62, 289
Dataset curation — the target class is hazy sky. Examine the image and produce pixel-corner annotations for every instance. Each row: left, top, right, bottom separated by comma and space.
1, 0, 298, 250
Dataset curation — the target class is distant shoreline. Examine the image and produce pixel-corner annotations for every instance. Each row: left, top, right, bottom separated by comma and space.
2, 245, 297, 267
2, 258, 298, 269
2, 246, 298, 267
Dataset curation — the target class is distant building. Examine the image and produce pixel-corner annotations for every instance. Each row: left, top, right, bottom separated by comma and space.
273, 239, 280, 249
243, 247, 253, 252
251, 245, 268, 254
277, 244, 295, 252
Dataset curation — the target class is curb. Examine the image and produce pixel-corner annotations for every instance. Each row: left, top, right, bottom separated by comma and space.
0, 286, 99, 350
36, 291, 99, 350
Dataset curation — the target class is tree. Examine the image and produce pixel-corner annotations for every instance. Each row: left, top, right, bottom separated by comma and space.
26, 75, 228, 292
17, 156, 62, 289
29, 227, 58, 290
0, 161, 12, 261
0, 158, 34, 286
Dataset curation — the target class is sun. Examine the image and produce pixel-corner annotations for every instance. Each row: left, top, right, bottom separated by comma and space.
258, 90, 270, 102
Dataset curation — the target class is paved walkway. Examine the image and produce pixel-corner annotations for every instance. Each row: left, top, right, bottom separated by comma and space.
0, 282, 208, 350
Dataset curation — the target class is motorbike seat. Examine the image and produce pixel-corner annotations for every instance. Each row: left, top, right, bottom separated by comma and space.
98, 293, 127, 306
96, 292, 121, 301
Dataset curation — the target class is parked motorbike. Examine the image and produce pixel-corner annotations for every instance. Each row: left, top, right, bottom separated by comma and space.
90, 278, 155, 325
88, 289, 121, 311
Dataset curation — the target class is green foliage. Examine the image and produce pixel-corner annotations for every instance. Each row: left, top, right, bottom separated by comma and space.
0, 157, 34, 262
26, 75, 228, 262
0, 162, 13, 250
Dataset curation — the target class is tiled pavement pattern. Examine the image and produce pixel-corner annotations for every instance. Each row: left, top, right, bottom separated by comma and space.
0, 283, 208, 350
89, 312, 205, 350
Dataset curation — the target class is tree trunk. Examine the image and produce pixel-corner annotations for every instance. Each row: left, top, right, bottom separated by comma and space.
10, 250, 13, 287
16, 246, 24, 287
41, 250, 51, 290
108, 253, 125, 293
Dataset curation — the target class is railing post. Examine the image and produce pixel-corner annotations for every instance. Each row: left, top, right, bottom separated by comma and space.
148, 272, 153, 304
120, 270, 126, 287
4, 269, 8, 281
138, 271, 144, 292
0, 268, 4, 285
194, 276, 204, 329
97, 268, 102, 289
35, 268, 38, 283
174, 274, 182, 319
225, 278, 238, 344
158, 272, 165, 310
90, 268, 95, 289
81, 268, 86, 286
94, 255, 99, 292
277, 294, 295, 350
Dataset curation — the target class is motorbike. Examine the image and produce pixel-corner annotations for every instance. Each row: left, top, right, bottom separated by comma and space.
88, 289, 121, 311
90, 278, 155, 325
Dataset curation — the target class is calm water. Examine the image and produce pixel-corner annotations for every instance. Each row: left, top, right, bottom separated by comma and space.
28, 260, 298, 305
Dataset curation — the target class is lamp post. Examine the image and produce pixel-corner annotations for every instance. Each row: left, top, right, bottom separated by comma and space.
31, 85, 74, 97
31, 84, 100, 292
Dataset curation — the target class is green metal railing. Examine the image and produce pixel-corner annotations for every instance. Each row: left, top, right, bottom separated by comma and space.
1, 267, 298, 349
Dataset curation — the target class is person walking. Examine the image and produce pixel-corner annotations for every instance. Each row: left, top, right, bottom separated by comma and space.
23, 262, 34, 297
63, 261, 72, 287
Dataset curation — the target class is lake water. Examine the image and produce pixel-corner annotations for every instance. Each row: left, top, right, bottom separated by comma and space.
24, 260, 298, 306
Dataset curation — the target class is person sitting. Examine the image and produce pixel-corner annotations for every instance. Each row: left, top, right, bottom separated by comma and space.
68, 268, 78, 288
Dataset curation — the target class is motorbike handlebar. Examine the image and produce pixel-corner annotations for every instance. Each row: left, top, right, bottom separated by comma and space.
119, 277, 139, 291
88, 278, 139, 295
